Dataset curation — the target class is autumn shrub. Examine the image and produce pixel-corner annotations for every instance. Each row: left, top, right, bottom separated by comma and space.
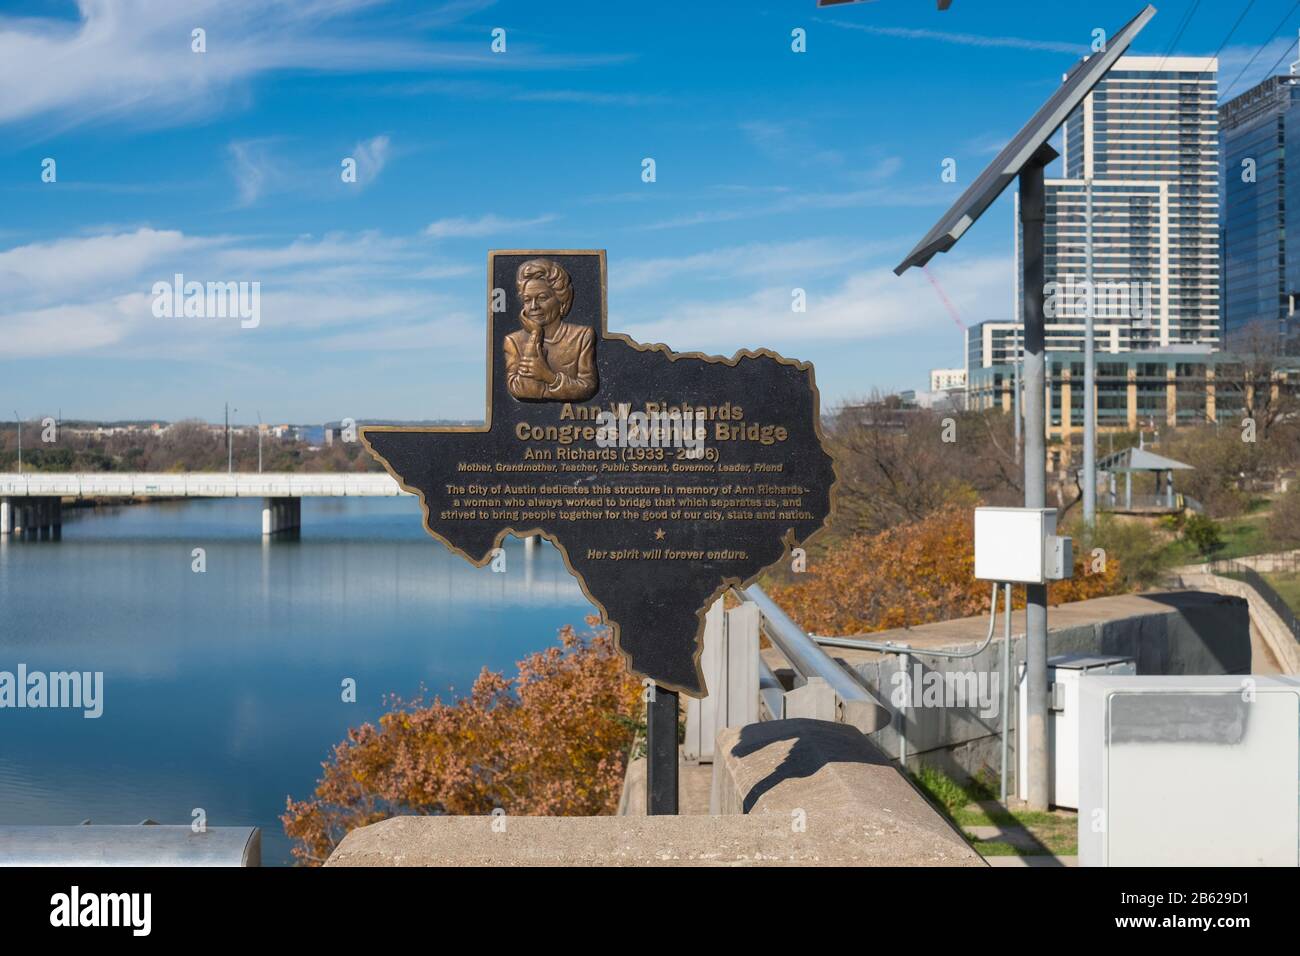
282, 619, 642, 866
767, 504, 1125, 637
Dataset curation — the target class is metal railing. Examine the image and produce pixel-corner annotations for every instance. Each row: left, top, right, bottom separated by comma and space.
0, 472, 408, 498
1098, 492, 1185, 513
733, 584, 891, 733
0, 825, 261, 866
1209, 559, 1300, 645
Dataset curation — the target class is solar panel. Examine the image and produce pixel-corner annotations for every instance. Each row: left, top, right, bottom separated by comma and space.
893, 4, 1156, 275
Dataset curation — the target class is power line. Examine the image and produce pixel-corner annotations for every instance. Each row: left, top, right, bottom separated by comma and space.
1252, 14, 1300, 85
1220, 0, 1300, 100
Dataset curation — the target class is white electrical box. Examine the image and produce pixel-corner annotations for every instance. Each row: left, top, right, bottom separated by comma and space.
973, 507, 1073, 584
1079, 675, 1300, 866
1017, 654, 1135, 809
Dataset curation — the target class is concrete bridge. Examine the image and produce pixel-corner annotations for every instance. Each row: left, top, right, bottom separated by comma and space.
0, 472, 411, 538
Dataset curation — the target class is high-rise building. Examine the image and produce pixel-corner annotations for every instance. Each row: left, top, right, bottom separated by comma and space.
1220, 72, 1300, 351
1015, 56, 1221, 352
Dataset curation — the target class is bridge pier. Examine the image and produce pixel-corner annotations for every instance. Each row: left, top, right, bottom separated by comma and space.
1, 496, 61, 540
261, 496, 301, 536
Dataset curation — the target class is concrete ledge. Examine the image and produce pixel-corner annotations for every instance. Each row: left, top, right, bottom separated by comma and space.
710, 718, 982, 866
326, 811, 980, 867
326, 719, 982, 866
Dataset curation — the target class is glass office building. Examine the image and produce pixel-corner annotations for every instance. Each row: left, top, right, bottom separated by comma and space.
1220, 73, 1300, 351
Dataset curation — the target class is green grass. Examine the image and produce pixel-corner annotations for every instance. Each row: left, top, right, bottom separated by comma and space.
911, 765, 1078, 858
1159, 509, 1273, 564
972, 824, 1078, 857
912, 764, 981, 816
1263, 571, 1300, 615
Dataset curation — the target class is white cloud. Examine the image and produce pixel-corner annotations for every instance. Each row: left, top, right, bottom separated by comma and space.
0, 0, 623, 131
0, 226, 469, 357
423, 213, 558, 239
1218, 37, 1299, 102
740, 120, 844, 168
315, 313, 479, 352
381, 78, 664, 106
0, 228, 218, 299
614, 238, 903, 291
621, 255, 1010, 354
643, 183, 945, 230
0, 300, 139, 356
227, 140, 279, 207
226, 135, 393, 206
513, 89, 667, 107
349, 134, 392, 187
823, 19, 1087, 55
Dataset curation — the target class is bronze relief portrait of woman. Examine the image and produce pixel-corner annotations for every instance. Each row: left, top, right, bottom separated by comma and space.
503, 258, 597, 402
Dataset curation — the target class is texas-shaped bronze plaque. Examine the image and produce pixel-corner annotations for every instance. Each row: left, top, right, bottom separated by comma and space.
362, 250, 835, 696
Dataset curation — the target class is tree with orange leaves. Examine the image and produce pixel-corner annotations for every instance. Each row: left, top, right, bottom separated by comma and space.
282, 618, 642, 866
767, 504, 1123, 637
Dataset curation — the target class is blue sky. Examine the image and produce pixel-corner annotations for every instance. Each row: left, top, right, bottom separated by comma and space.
1, 0, 1297, 424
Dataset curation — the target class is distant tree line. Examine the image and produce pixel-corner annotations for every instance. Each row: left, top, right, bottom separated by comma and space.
0, 419, 380, 473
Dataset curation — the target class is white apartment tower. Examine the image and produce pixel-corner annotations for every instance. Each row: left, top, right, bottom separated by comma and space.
1016, 56, 1221, 352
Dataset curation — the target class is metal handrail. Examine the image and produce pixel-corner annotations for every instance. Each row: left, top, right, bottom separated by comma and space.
0, 825, 261, 867
757, 657, 785, 721
734, 585, 890, 735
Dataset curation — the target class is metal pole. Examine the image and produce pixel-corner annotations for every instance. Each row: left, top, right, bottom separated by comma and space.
1083, 178, 1097, 525
1020, 145, 1052, 811
1000, 582, 1013, 803
226, 403, 231, 475
1014, 358, 1022, 464
898, 651, 910, 769
645, 684, 678, 814
257, 410, 263, 474
1013, 192, 1022, 463
13, 412, 20, 474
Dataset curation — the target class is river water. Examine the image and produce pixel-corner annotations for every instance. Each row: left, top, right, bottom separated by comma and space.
0, 496, 593, 865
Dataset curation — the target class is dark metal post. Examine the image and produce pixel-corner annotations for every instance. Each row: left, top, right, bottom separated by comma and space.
1020, 143, 1055, 810
646, 684, 678, 814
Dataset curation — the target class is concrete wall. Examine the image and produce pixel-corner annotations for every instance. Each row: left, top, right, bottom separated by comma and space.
811, 591, 1249, 785
1213, 550, 1300, 574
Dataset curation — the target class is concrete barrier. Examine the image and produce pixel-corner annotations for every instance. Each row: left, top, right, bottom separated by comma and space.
326, 718, 981, 866
709, 718, 983, 866
791, 590, 1250, 783
325, 812, 979, 867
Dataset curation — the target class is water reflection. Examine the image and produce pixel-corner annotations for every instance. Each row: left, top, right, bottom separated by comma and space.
0, 497, 595, 864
